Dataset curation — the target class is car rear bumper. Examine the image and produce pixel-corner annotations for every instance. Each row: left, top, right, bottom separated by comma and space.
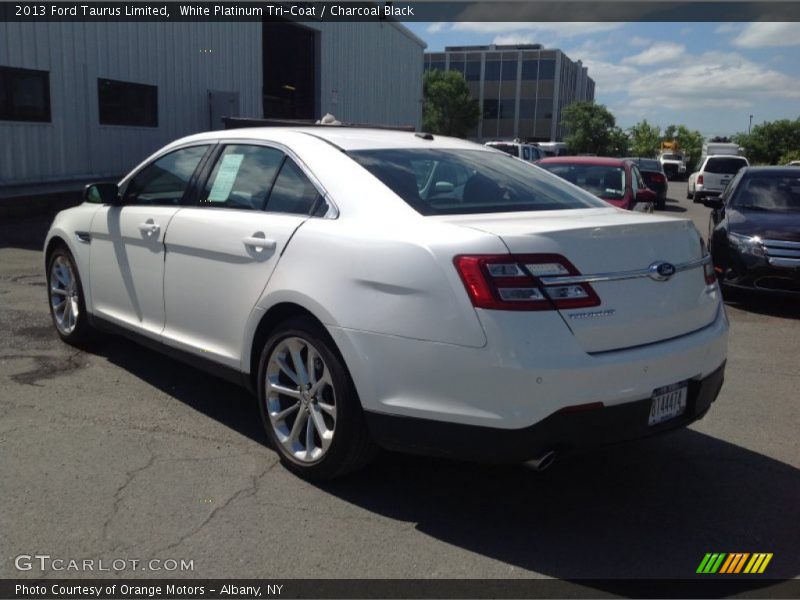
329, 301, 728, 433
365, 362, 725, 462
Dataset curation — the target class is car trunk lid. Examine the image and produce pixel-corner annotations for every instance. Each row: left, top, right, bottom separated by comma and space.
441, 208, 720, 353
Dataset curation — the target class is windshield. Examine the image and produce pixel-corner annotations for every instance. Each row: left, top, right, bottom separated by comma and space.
536, 163, 627, 200
661, 154, 683, 161
705, 157, 748, 175
348, 149, 608, 215
733, 175, 800, 211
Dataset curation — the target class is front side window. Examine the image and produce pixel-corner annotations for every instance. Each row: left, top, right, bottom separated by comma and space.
349, 149, 608, 215
0, 66, 50, 122
98, 78, 158, 127
124, 145, 208, 206
202, 145, 285, 210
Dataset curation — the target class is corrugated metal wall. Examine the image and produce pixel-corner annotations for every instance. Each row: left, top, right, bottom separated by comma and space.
310, 22, 424, 130
0, 20, 424, 187
0, 21, 262, 185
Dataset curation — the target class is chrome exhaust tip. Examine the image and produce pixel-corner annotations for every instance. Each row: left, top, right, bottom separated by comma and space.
527, 450, 557, 472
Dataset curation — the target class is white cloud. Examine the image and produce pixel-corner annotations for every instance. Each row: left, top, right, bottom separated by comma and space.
580, 58, 640, 93
626, 52, 800, 110
449, 21, 623, 38
425, 22, 446, 34
492, 33, 537, 46
622, 42, 685, 66
629, 36, 651, 47
714, 23, 738, 34
733, 22, 800, 48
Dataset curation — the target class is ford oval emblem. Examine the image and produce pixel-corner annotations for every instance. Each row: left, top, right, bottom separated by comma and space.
649, 261, 676, 281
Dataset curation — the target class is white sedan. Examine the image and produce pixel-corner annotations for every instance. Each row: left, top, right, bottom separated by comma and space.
45, 127, 729, 479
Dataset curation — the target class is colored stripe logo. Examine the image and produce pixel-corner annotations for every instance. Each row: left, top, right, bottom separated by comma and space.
697, 553, 773, 574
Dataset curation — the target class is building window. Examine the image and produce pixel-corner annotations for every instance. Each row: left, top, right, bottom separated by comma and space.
427, 61, 446, 72
484, 61, 501, 81
98, 78, 158, 127
499, 99, 516, 119
483, 99, 499, 119
501, 60, 518, 81
521, 60, 539, 80
0, 66, 51, 122
465, 61, 481, 81
539, 59, 556, 80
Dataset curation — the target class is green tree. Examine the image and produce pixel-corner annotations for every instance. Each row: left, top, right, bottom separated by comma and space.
628, 119, 661, 157
560, 101, 617, 155
422, 70, 480, 138
779, 149, 800, 164
608, 126, 631, 157
734, 118, 800, 165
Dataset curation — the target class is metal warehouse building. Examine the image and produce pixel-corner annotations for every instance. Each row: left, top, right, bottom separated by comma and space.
0, 20, 425, 192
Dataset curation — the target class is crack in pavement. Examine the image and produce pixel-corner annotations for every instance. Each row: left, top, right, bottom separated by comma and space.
102, 441, 158, 548
149, 455, 280, 558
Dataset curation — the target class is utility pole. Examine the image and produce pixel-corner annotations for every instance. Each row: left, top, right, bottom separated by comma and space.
749, 114, 753, 134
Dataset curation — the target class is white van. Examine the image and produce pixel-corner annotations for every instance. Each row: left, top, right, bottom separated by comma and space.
484, 141, 543, 162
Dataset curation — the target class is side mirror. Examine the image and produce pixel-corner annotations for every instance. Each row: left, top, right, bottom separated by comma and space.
84, 183, 121, 205
433, 181, 455, 193
703, 195, 724, 209
636, 188, 656, 203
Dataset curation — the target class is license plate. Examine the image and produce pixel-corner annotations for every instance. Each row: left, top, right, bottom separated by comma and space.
648, 382, 688, 426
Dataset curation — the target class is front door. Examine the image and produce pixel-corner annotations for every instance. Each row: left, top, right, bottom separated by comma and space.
89, 145, 211, 337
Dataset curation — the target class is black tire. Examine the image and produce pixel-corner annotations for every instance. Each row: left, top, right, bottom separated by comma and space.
693, 190, 702, 204
657, 196, 667, 210
686, 186, 693, 200
256, 316, 377, 480
46, 244, 93, 346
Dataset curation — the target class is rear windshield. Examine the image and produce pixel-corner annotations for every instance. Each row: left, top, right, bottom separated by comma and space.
348, 149, 608, 215
536, 163, 627, 200
733, 175, 800, 212
637, 159, 662, 171
705, 157, 748, 174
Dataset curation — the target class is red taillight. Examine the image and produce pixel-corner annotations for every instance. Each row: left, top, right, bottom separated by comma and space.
700, 239, 716, 285
645, 172, 665, 185
697, 174, 704, 185
453, 254, 601, 311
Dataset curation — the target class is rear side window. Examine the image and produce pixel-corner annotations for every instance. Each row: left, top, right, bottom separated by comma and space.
487, 143, 518, 158
202, 145, 284, 210
124, 145, 209, 206
266, 159, 322, 215
705, 157, 748, 174
349, 149, 607, 215
537, 163, 627, 200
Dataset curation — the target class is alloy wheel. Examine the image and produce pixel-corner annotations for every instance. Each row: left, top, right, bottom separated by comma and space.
265, 337, 337, 463
49, 255, 80, 335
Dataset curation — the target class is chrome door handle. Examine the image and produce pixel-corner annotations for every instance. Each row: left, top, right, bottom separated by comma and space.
242, 236, 277, 251
138, 222, 160, 235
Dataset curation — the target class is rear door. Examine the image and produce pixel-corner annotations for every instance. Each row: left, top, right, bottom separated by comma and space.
703, 157, 749, 192
89, 144, 211, 337
161, 143, 327, 368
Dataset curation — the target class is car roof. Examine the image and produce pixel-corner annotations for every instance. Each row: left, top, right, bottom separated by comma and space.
536, 156, 629, 166
170, 127, 484, 152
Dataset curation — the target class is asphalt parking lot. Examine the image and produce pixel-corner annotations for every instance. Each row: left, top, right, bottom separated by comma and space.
1, 181, 798, 582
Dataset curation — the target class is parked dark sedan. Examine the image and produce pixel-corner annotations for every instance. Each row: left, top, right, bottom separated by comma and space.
627, 157, 668, 210
706, 167, 800, 295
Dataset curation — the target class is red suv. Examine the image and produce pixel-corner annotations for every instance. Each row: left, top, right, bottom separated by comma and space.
536, 156, 656, 211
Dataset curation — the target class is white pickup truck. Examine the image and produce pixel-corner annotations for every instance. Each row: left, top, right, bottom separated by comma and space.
658, 151, 688, 180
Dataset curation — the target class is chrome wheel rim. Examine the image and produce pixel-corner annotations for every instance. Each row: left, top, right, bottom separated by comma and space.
50, 255, 79, 335
265, 337, 337, 463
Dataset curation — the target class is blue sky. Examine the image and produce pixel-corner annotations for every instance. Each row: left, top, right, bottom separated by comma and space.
404, 22, 800, 138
